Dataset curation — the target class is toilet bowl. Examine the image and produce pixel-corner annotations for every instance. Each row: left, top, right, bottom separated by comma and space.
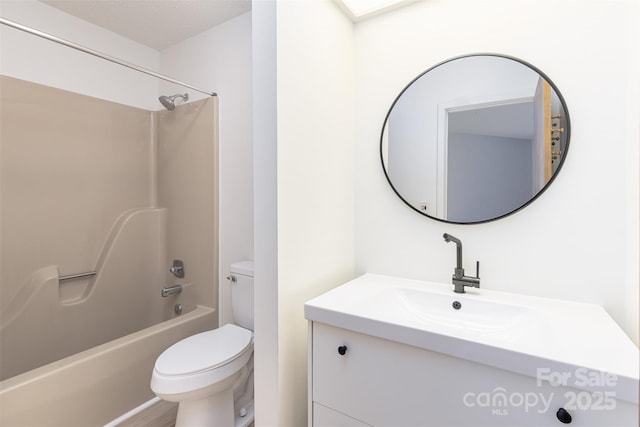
151, 261, 254, 427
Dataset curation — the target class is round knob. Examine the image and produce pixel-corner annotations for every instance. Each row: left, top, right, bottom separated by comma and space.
556, 408, 572, 424
337, 345, 347, 355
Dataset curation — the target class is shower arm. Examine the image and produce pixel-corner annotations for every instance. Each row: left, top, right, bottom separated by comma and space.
0, 17, 217, 97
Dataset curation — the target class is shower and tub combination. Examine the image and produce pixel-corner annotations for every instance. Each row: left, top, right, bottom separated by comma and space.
0, 17, 222, 426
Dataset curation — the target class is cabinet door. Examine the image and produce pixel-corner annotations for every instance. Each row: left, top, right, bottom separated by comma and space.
312, 322, 443, 424
313, 403, 371, 427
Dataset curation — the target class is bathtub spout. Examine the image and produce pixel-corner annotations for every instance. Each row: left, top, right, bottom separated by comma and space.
161, 284, 182, 297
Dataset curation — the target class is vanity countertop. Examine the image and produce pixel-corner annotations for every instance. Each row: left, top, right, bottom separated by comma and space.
304, 273, 639, 404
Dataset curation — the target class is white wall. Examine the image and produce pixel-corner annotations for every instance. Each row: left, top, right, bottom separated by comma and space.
252, 2, 279, 424
354, 0, 639, 344
252, 0, 356, 425
276, 0, 355, 422
0, 0, 159, 110
159, 12, 254, 326
255, 2, 638, 425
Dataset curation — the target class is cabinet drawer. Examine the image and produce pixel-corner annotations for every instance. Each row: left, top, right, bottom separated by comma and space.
310, 322, 639, 426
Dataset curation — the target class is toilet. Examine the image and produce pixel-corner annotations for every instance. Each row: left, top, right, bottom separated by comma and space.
151, 261, 254, 427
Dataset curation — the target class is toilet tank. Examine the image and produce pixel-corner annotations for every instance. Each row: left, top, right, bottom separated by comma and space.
230, 261, 254, 330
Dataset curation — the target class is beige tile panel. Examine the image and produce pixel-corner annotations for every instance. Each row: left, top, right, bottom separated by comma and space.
156, 97, 219, 312
0, 208, 168, 379
1, 75, 153, 315
0, 306, 216, 426
0, 77, 219, 424
1, 75, 156, 379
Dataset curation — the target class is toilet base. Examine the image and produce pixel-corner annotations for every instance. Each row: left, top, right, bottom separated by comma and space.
235, 400, 254, 427
175, 387, 234, 427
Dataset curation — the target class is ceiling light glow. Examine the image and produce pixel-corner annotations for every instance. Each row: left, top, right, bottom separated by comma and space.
335, 0, 418, 21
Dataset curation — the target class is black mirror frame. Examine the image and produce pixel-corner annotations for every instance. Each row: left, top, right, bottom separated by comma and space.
380, 53, 571, 224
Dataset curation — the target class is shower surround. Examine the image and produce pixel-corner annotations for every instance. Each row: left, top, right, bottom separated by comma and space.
0, 75, 218, 424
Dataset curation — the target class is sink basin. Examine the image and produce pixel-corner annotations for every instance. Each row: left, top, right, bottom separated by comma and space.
365, 286, 547, 347
305, 273, 640, 404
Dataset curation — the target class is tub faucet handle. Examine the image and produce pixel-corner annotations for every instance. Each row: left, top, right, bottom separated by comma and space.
170, 260, 184, 278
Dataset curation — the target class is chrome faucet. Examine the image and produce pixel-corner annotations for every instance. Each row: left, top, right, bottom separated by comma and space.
443, 233, 480, 293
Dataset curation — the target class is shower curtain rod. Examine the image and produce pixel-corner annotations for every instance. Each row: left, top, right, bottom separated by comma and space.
0, 17, 217, 97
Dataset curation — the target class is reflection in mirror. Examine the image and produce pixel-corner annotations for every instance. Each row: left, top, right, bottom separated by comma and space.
381, 54, 570, 224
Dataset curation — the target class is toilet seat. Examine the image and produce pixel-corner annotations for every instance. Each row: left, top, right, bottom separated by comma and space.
151, 324, 253, 396
155, 324, 252, 377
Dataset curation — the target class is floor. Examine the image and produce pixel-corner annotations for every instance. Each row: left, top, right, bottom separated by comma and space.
116, 400, 177, 427
115, 400, 255, 427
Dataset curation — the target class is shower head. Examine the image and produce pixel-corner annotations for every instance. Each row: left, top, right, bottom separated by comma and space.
159, 93, 189, 111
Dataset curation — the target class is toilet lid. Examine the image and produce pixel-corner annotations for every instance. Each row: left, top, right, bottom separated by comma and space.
155, 324, 252, 376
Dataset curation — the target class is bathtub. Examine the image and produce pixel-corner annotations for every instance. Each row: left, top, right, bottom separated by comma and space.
0, 305, 216, 426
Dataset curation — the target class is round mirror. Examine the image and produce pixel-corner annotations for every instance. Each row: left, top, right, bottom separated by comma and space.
380, 54, 570, 224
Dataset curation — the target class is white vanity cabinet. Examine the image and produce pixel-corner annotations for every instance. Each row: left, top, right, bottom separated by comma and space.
305, 274, 639, 426
312, 402, 372, 427
308, 321, 639, 427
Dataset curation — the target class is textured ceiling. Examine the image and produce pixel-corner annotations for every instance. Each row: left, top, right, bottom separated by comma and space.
40, 0, 252, 50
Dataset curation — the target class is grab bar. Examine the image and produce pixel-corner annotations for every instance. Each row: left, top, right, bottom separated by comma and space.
59, 271, 97, 282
